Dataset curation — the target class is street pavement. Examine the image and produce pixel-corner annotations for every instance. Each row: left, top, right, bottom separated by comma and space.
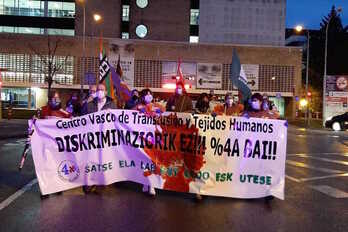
0, 124, 347, 232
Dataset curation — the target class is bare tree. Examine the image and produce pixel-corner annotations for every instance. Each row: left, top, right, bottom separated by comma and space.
29, 35, 70, 98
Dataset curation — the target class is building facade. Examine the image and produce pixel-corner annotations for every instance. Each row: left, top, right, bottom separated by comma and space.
0, 34, 301, 119
0, 0, 300, 119
0, 0, 75, 36
199, 0, 286, 45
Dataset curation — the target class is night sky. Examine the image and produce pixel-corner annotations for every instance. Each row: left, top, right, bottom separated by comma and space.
286, 0, 348, 29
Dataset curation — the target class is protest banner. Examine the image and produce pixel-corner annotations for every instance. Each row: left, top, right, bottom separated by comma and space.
30, 110, 287, 199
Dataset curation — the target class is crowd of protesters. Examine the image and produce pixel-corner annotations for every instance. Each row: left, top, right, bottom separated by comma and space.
35, 81, 280, 199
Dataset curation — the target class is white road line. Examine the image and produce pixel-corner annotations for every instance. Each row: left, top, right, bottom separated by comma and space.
309, 185, 348, 198
286, 160, 345, 174
285, 175, 302, 183
0, 179, 38, 211
300, 173, 348, 182
288, 153, 348, 157
288, 154, 348, 166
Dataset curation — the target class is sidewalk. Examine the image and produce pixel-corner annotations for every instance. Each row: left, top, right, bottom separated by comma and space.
0, 119, 29, 140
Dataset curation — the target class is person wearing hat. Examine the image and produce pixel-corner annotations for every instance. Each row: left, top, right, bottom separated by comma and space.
166, 82, 193, 113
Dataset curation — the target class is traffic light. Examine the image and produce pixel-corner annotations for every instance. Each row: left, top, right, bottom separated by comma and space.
307, 91, 311, 97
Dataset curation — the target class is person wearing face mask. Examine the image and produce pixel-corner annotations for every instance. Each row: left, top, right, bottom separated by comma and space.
243, 93, 280, 119
81, 84, 117, 194
82, 84, 117, 115
166, 82, 193, 113
38, 91, 70, 198
40, 91, 71, 119
125, 89, 140, 110
214, 93, 244, 116
136, 89, 164, 196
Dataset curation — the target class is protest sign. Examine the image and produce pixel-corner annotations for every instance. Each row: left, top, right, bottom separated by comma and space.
30, 110, 287, 199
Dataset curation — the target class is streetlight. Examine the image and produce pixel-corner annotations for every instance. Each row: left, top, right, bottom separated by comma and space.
295, 25, 310, 126
323, 7, 342, 125
93, 13, 101, 23
77, 0, 86, 99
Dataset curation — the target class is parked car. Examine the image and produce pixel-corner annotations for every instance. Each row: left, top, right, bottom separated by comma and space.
325, 112, 348, 131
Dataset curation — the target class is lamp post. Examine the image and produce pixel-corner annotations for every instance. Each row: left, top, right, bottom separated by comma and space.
295, 25, 310, 126
77, 0, 86, 98
323, 7, 342, 125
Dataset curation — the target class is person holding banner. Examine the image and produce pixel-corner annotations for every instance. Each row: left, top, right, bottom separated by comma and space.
82, 84, 117, 115
166, 82, 193, 113
136, 88, 165, 196
40, 91, 71, 119
81, 83, 117, 194
213, 93, 244, 116
37, 91, 70, 198
243, 93, 280, 119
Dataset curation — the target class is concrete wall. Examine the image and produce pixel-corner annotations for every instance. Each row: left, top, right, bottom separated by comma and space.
199, 0, 286, 46
128, 0, 190, 41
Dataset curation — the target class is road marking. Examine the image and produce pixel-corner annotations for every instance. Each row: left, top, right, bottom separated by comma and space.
287, 154, 348, 166
286, 173, 348, 182
285, 175, 302, 182
329, 135, 340, 138
0, 179, 37, 211
288, 153, 348, 157
300, 173, 348, 182
286, 160, 345, 174
310, 185, 348, 198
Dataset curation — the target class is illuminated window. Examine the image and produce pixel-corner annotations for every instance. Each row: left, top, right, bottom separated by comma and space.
190, 9, 199, 25
122, 32, 129, 39
122, 5, 129, 21
0, 0, 74, 18
136, 24, 147, 38
189, 36, 199, 43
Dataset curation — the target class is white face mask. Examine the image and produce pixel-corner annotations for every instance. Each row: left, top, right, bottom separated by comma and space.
227, 99, 233, 106
251, 101, 261, 110
144, 94, 153, 104
96, 90, 105, 100
91, 92, 97, 98
176, 88, 183, 95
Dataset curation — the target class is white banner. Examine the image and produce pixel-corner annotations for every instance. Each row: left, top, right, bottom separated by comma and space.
197, 63, 222, 89
30, 110, 287, 199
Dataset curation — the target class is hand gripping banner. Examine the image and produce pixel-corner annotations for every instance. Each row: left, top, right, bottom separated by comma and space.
30, 110, 287, 199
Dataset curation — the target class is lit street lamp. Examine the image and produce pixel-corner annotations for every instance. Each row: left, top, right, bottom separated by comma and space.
93, 14, 102, 23
323, 7, 342, 125
295, 25, 310, 126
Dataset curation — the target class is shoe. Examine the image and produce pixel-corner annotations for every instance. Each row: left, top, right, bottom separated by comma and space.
142, 185, 148, 193
40, 194, 50, 199
148, 187, 156, 196
195, 194, 203, 201
83, 185, 97, 194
